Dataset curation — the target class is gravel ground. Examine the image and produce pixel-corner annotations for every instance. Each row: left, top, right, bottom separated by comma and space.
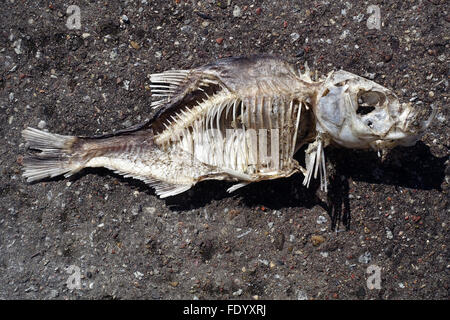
0, 0, 448, 300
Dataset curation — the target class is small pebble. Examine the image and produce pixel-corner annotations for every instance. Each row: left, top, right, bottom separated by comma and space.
233, 5, 242, 17
386, 229, 393, 239
316, 215, 327, 224
13, 39, 22, 54
232, 289, 243, 296
364, 72, 376, 80
216, 1, 227, 9
37, 120, 46, 129
145, 207, 156, 214
296, 289, 308, 300
132, 205, 141, 216
358, 251, 371, 264
216, 37, 224, 45
311, 235, 325, 246
258, 259, 269, 266
130, 41, 140, 50
339, 29, 350, 40
48, 289, 59, 298
383, 53, 393, 63
180, 25, 192, 33
296, 49, 305, 57
110, 50, 118, 60
122, 80, 130, 91
290, 32, 300, 42
120, 15, 129, 24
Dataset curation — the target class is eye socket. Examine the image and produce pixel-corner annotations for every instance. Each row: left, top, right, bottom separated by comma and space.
358, 90, 386, 106
356, 90, 386, 116
357, 105, 376, 115
359, 92, 379, 105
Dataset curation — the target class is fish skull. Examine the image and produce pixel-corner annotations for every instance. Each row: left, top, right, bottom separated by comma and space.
314, 70, 436, 155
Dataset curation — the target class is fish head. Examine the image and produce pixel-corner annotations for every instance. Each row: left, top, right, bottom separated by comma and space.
314, 70, 436, 154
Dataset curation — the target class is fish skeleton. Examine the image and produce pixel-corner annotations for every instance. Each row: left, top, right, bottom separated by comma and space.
22, 55, 436, 198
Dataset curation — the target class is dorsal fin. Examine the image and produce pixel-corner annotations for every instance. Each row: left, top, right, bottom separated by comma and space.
149, 69, 224, 110
149, 70, 226, 137
149, 69, 191, 109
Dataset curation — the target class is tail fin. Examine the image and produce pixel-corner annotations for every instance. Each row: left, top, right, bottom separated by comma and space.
22, 127, 79, 182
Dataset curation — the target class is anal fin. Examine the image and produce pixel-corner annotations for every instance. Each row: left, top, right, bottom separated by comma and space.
149, 180, 192, 198
114, 170, 193, 198
227, 182, 250, 193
